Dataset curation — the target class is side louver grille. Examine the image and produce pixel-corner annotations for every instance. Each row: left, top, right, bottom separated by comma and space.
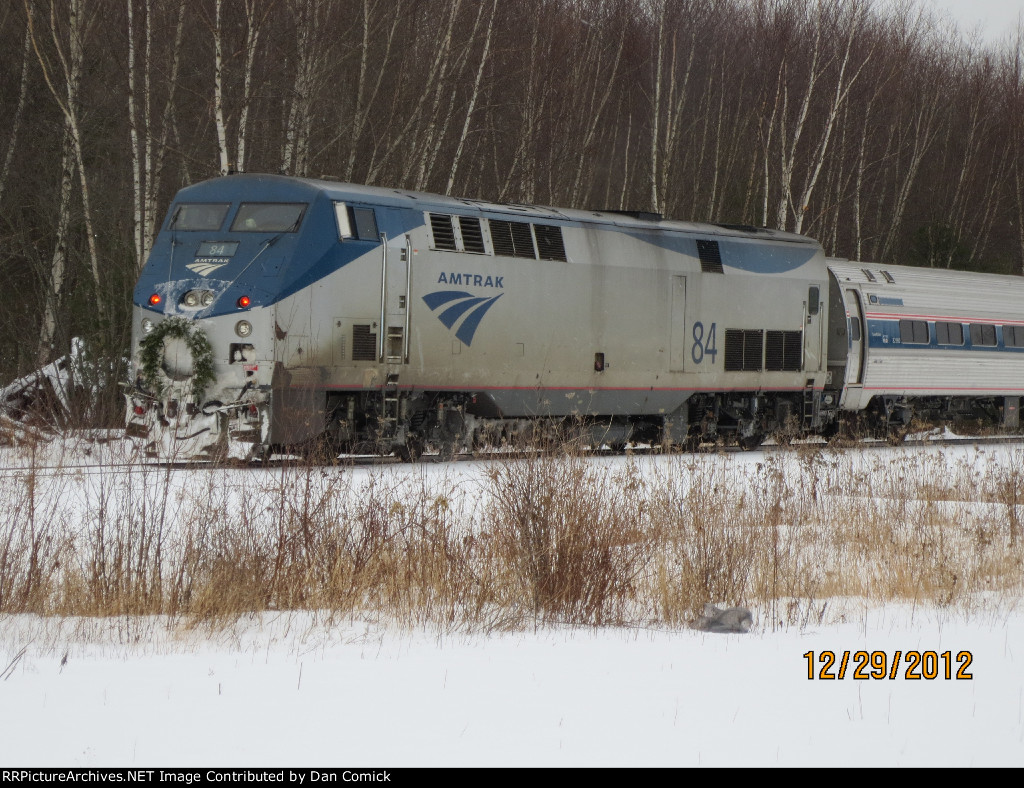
697, 239, 724, 274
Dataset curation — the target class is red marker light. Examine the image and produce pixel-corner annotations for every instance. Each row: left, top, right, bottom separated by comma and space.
148, 294, 162, 306
237, 295, 251, 308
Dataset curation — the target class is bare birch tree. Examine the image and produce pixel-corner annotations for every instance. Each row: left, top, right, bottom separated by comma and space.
0, 21, 33, 211
999, 30, 1024, 273
565, 0, 626, 207
280, 0, 331, 177
127, 0, 187, 271
26, 0, 106, 347
494, 1, 556, 202
647, 0, 690, 213
211, 0, 270, 174
446, 0, 498, 195
789, 2, 873, 234
335, 0, 401, 182
767, 1, 872, 232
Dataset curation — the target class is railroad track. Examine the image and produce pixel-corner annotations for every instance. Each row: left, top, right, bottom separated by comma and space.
1, 430, 1022, 477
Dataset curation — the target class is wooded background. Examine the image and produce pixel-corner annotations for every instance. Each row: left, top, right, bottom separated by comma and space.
1, 0, 1022, 400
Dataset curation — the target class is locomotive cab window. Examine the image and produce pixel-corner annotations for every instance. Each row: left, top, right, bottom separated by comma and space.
353, 207, 379, 240
334, 202, 353, 238
231, 203, 306, 233
170, 203, 230, 231
333, 203, 379, 241
899, 319, 928, 344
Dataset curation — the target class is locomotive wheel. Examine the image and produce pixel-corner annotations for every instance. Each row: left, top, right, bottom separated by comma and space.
246, 442, 271, 463
886, 428, 909, 445
738, 433, 765, 451
396, 436, 424, 462
772, 430, 794, 446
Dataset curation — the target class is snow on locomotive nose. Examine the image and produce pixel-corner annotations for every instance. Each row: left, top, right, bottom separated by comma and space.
125, 192, 296, 459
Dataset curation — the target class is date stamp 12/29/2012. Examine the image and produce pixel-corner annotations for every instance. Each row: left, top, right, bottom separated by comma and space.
804, 650, 973, 680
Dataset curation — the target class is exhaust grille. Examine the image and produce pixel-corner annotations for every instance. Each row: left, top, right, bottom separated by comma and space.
490, 219, 536, 258
352, 324, 377, 361
765, 330, 803, 371
534, 224, 567, 261
724, 329, 763, 371
697, 239, 724, 274
458, 216, 486, 254
429, 213, 457, 251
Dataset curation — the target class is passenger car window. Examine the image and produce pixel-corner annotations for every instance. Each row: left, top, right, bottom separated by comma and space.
1004, 325, 1024, 347
899, 319, 928, 344
935, 322, 964, 346
969, 324, 997, 346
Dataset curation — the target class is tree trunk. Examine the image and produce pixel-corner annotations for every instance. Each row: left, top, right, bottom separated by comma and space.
27, 0, 105, 321
0, 22, 33, 210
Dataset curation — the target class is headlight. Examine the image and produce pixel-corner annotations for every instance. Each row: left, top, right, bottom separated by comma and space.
141, 318, 155, 334
182, 290, 214, 308
235, 320, 253, 338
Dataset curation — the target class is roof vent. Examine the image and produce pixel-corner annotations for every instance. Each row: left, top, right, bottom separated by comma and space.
602, 209, 663, 221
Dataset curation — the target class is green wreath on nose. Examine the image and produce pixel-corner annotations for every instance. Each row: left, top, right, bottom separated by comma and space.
139, 316, 215, 402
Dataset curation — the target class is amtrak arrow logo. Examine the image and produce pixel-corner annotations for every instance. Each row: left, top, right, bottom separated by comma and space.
422, 290, 504, 346
186, 260, 229, 276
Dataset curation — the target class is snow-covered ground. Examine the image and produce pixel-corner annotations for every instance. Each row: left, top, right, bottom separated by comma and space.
1, 438, 1023, 767
2, 605, 1022, 767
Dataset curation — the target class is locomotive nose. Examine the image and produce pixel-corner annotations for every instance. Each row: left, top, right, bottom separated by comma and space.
161, 336, 195, 380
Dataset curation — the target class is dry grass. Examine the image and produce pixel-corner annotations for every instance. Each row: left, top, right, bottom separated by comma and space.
1, 440, 1023, 632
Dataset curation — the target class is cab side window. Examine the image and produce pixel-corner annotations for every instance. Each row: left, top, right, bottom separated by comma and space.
333, 202, 379, 241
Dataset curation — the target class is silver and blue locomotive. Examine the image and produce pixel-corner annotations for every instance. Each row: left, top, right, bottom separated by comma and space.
125, 173, 1024, 459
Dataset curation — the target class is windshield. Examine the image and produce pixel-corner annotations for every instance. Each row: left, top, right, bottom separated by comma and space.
171, 203, 230, 231
230, 203, 307, 233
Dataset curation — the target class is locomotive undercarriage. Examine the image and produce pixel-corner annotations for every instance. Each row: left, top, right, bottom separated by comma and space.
680, 391, 838, 449
125, 386, 1020, 461
318, 388, 842, 459
321, 390, 663, 459
851, 395, 1018, 441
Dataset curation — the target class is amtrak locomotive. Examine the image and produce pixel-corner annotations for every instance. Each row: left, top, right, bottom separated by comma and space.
125, 173, 1024, 459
